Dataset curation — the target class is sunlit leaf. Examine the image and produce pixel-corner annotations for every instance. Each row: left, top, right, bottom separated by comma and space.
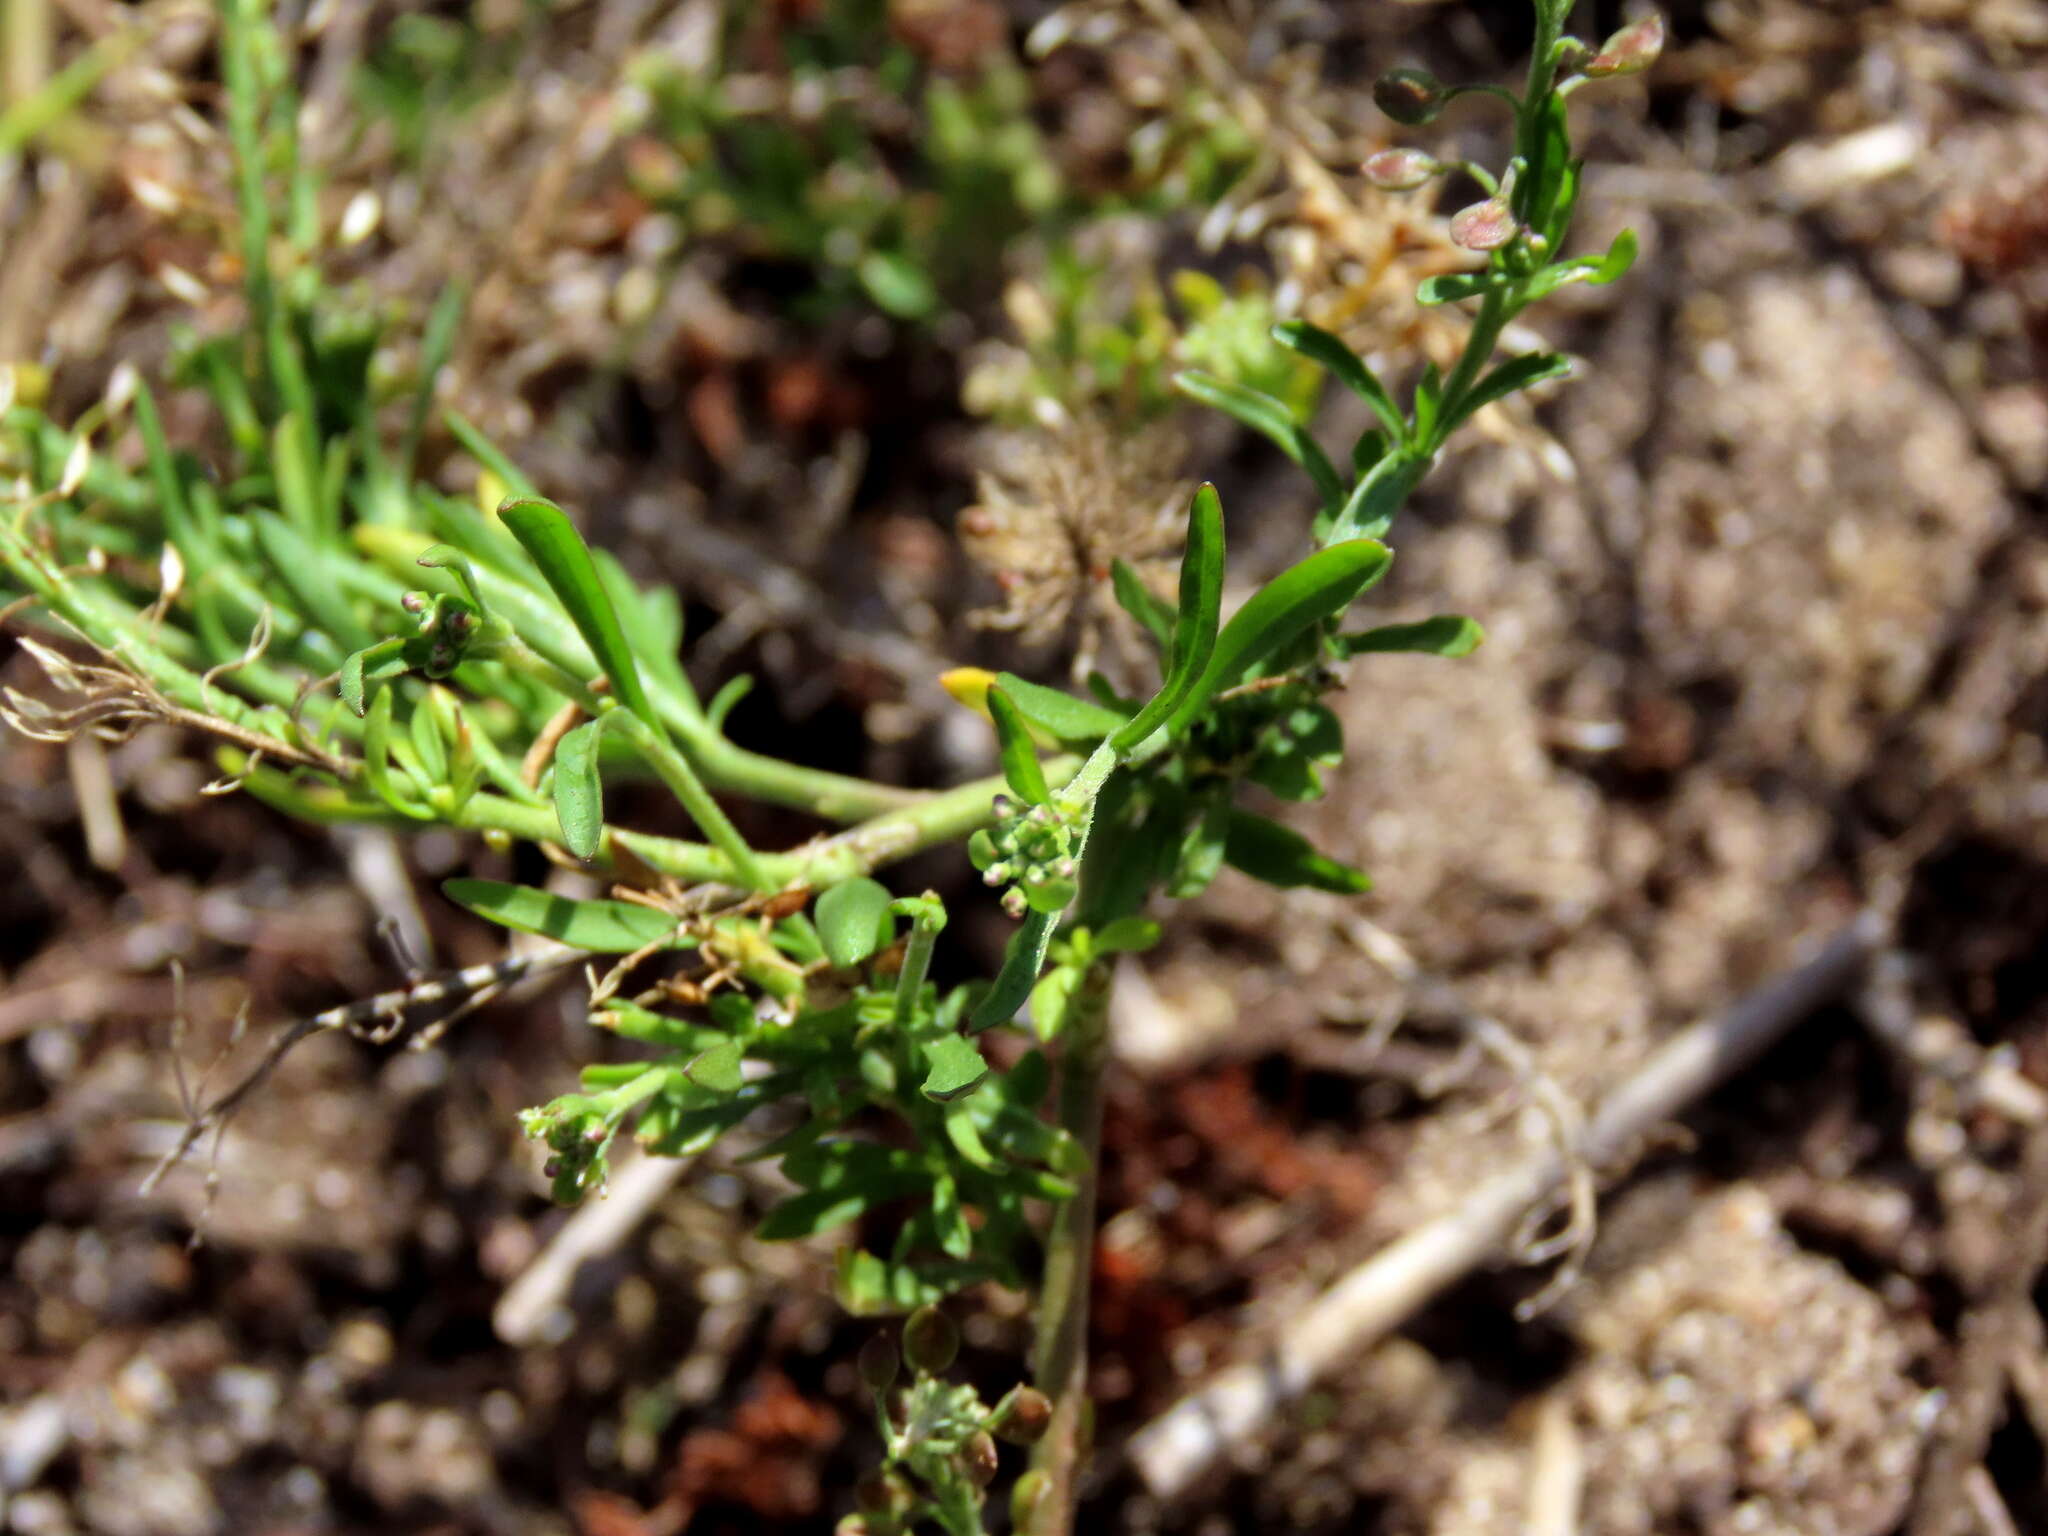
443, 878, 684, 951
551, 717, 604, 859
816, 876, 895, 968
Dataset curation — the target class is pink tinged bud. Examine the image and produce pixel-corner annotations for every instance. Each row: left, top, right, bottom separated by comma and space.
1362, 148, 1443, 191
1449, 197, 1520, 251
1587, 12, 1665, 77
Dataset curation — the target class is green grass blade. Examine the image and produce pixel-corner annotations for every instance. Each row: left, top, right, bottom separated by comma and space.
443, 878, 683, 951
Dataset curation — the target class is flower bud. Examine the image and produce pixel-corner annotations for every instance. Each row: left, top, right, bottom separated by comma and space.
1449, 196, 1520, 252
1586, 12, 1664, 77
1373, 66, 1447, 126
991, 1386, 1053, 1445
1362, 147, 1443, 191
858, 1332, 900, 1394
902, 1306, 959, 1375
961, 1430, 999, 1488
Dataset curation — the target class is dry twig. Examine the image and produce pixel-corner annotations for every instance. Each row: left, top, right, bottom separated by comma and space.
1129, 908, 1890, 1499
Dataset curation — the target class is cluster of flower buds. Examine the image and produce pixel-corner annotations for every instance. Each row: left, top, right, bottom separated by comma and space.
397, 589, 484, 679
517, 1094, 616, 1203
1367, 11, 1663, 258
838, 1308, 1053, 1536
967, 792, 1083, 919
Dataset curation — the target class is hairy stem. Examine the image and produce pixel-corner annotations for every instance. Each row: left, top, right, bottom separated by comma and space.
1026, 964, 1111, 1536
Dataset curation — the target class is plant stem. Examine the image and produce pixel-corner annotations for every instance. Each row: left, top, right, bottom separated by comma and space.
1025, 963, 1111, 1536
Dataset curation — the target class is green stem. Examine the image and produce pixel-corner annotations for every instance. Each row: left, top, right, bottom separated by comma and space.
893, 906, 943, 1029
1025, 965, 1110, 1536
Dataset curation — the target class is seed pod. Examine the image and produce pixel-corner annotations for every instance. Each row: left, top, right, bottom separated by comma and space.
1449, 196, 1520, 252
1587, 12, 1665, 77
991, 1386, 1053, 1446
858, 1332, 900, 1394
1372, 66, 1447, 126
961, 1430, 999, 1488
902, 1306, 960, 1375
1362, 147, 1443, 191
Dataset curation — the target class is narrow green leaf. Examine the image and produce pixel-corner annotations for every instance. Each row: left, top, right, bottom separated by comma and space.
1412, 362, 1443, 447
1520, 228, 1638, 304
1335, 614, 1484, 658
993, 672, 1128, 744
1437, 353, 1572, 443
1164, 539, 1392, 734
403, 282, 466, 479
132, 383, 206, 557
970, 908, 1058, 1032
1272, 320, 1407, 445
551, 717, 605, 860
1173, 372, 1342, 507
498, 497, 657, 728
1328, 449, 1430, 543
987, 685, 1050, 804
444, 410, 538, 498
1094, 916, 1162, 954
1111, 482, 1225, 755
252, 513, 374, 649
1168, 789, 1230, 899
443, 878, 684, 951
921, 1035, 989, 1102
1416, 272, 1493, 307
1110, 558, 1174, 652
362, 685, 433, 819
942, 1103, 1001, 1173
271, 413, 324, 541
817, 877, 895, 968
707, 674, 753, 731
1223, 810, 1372, 893
686, 1040, 746, 1095
408, 694, 448, 784
415, 544, 486, 611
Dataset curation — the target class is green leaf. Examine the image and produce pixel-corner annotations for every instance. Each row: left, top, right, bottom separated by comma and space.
415, 544, 487, 611
339, 637, 407, 717
931, 1173, 973, 1258
1112, 482, 1225, 754
1412, 362, 1443, 448
252, 513, 373, 650
1173, 372, 1342, 508
1094, 916, 1162, 953
1164, 539, 1392, 734
1416, 272, 1493, 307
1272, 321, 1407, 445
987, 686, 1050, 804
1335, 614, 1484, 658
1437, 353, 1572, 444
686, 1040, 746, 1094
1520, 227, 1638, 304
362, 686, 433, 819
1110, 559, 1175, 653
443, 878, 684, 950
1168, 790, 1230, 899
816, 877, 895, 968
551, 717, 605, 860
970, 907, 1058, 1032
858, 248, 937, 319
498, 497, 658, 728
1223, 810, 1371, 893
1327, 449, 1430, 544
408, 693, 449, 784
921, 1035, 990, 1102
993, 672, 1129, 745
